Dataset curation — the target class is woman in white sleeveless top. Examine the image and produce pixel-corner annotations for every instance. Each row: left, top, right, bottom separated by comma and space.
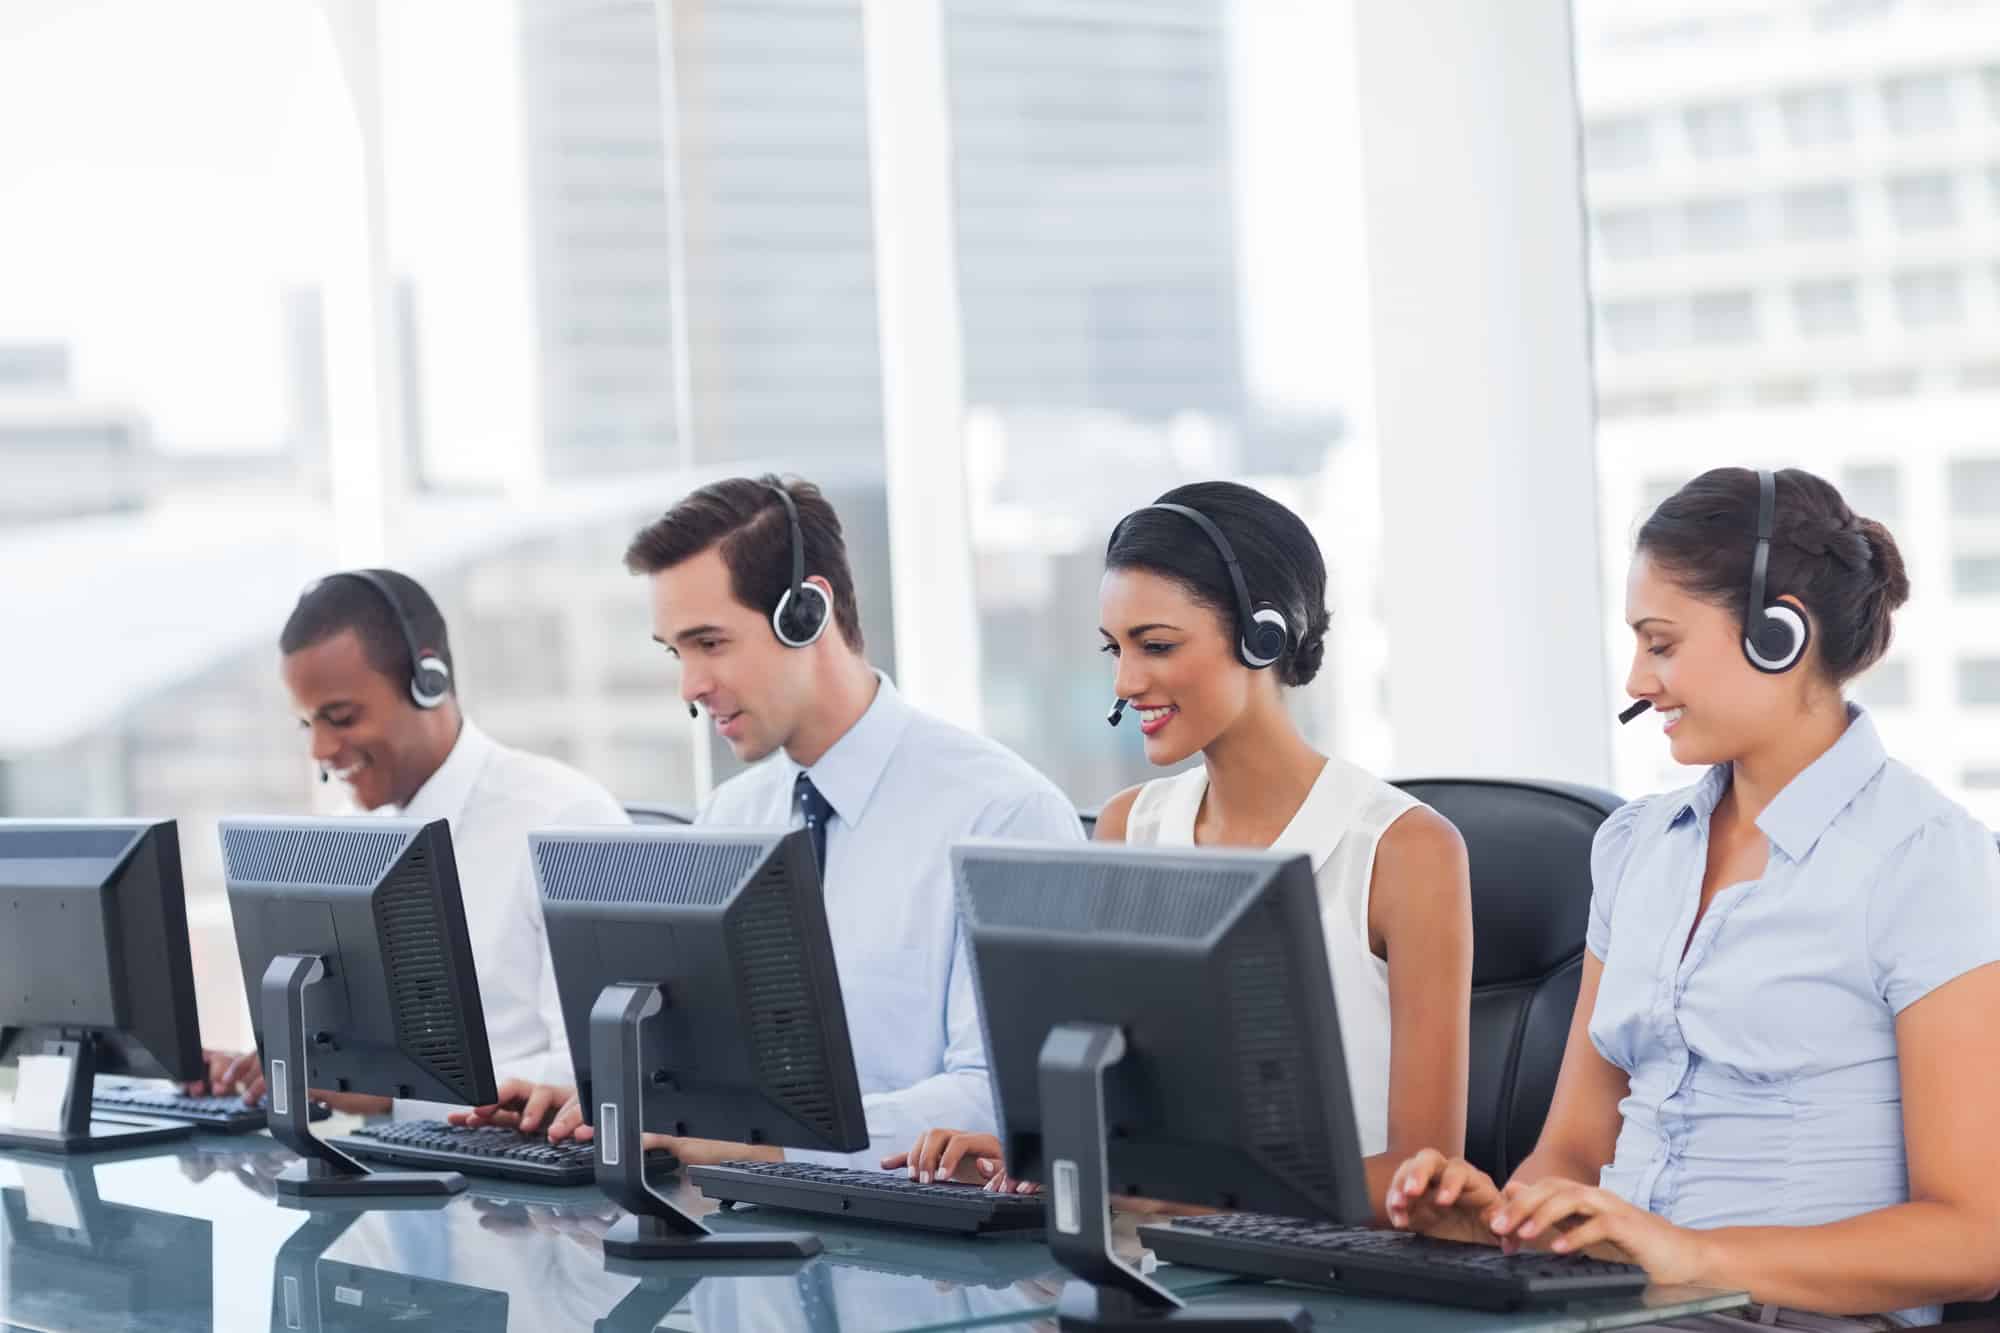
887, 482, 1473, 1223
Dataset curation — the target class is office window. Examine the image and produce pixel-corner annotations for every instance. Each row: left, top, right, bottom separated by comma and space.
1600, 299, 1668, 355
1781, 85, 1853, 146
1882, 71, 1956, 135
1961, 659, 2000, 706
1986, 65, 2000, 121
1683, 196, 1753, 252
1596, 208, 1661, 261
1781, 183, 1854, 241
1964, 361, 2000, 391
1888, 172, 1959, 231
1689, 290, 1757, 346
1856, 659, 1911, 710
1792, 277, 1860, 338
1894, 267, 1965, 330
1683, 101, 1753, 158
1586, 115, 1654, 171
1840, 463, 1902, 521
1964, 768, 2000, 791
1954, 555, 2000, 597
1948, 459, 2000, 518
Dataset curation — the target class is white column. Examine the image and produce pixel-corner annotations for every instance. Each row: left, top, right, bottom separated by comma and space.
1354, 0, 1613, 786
859, 0, 986, 724
316, 0, 406, 566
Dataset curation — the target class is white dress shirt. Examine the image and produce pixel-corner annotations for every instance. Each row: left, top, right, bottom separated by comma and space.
701, 672, 1083, 1169
392, 719, 628, 1088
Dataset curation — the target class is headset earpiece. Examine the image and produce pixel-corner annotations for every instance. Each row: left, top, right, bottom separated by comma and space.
409, 652, 452, 710
1242, 604, 1289, 671
772, 580, 831, 649
766, 484, 831, 649
1742, 470, 1808, 675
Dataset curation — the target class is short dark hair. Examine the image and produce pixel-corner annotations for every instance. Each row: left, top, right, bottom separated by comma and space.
280, 569, 456, 696
1105, 480, 1331, 688
623, 474, 865, 651
1637, 466, 1910, 684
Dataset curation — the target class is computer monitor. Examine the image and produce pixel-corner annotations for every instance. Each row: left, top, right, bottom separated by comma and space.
535, 825, 868, 1260
954, 840, 1370, 1332
0, 819, 203, 1153
222, 816, 499, 1198
0, 1157, 213, 1330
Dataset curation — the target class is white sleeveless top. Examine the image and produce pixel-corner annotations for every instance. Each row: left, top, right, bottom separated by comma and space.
1125, 757, 1421, 1157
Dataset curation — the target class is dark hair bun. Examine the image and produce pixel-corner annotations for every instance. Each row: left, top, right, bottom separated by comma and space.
1284, 611, 1330, 687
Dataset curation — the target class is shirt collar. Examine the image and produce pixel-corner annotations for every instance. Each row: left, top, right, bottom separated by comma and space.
1754, 704, 1885, 861
1668, 704, 1886, 862
789, 671, 912, 827
394, 718, 492, 824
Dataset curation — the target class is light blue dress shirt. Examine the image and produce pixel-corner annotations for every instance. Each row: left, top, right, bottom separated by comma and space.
700, 672, 1083, 1169
1587, 706, 2000, 1324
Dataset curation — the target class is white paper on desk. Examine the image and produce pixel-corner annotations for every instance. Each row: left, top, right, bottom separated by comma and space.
17, 1163, 84, 1230
12, 1053, 77, 1132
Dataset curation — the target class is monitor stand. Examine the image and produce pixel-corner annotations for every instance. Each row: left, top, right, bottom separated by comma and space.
1038, 1023, 1311, 1332
260, 953, 463, 1198
591, 981, 820, 1261
0, 1033, 193, 1154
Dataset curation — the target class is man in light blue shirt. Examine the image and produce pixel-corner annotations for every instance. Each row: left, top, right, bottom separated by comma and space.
470, 474, 1080, 1168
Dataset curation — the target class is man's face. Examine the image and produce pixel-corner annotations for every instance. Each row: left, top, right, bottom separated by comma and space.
282, 629, 437, 810
648, 546, 816, 763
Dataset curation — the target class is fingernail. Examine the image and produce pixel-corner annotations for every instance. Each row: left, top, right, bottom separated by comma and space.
1491, 1213, 1509, 1229
1016, 1182, 1031, 1194
920, 1171, 931, 1184
1553, 1238, 1570, 1252
1520, 1222, 1538, 1238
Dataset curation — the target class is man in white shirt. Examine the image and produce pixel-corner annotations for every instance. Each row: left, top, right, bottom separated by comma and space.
195, 568, 626, 1104
456, 476, 1081, 1167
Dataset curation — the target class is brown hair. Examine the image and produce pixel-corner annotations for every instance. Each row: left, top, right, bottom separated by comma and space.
624, 474, 864, 651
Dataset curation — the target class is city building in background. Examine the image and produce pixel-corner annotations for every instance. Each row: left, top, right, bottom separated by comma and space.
1574, 0, 2000, 814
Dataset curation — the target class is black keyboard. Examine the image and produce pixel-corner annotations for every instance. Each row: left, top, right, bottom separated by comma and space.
333, 1122, 680, 1186
90, 1086, 330, 1133
1139, 1214, 1648, 1312
689, 1161, 1046, 1237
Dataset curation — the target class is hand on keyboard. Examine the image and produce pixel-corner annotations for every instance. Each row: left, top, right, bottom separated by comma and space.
882, 1129, 1037, 1194
1385, 1149, 1505, 1249
450, 1078, 572, 1135
1487, 1176, 1695, 1283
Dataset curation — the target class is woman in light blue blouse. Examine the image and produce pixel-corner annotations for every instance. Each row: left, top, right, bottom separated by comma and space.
1387, 467, 2000, 1327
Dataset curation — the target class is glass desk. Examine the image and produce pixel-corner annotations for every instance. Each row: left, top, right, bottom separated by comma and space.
0, 1116, 1747, 1332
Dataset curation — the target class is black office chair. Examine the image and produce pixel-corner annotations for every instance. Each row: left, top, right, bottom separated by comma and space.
623, 802, 696, 826
1392, 777, 1624, 1182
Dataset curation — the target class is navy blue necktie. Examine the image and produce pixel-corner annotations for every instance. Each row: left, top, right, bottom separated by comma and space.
794, 772, 833, 876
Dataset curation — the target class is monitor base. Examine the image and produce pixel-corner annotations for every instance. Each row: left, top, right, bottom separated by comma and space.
1057, 1282, 1312, 1331
0, 1115, 195, 1155
273, 1161, 465, 1198
603, 1213, 821, 1261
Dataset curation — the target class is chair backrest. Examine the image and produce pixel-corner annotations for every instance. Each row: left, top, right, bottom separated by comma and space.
1392, 777, 1623, 1181
622, 801, 696, 827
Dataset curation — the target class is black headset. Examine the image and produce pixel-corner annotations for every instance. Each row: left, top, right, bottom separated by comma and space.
1743, 469, 1810, 674
1115, 502, 1290, 670
317, 569, 453, 709
767, 484, 831, 649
